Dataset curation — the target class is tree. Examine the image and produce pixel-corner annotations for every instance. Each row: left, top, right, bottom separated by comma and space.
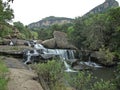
71, 17, 86, 49
106, 7, 120, 57
13, 21, 33, 39
84, 14, 109, 50
0, 0, 14, 23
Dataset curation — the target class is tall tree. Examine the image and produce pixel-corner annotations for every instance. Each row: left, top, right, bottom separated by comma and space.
0, 0, 14, 23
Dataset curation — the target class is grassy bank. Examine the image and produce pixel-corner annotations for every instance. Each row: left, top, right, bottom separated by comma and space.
0, 58, 8, 90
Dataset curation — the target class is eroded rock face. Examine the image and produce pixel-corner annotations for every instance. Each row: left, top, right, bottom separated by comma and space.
84, 0, 119, 16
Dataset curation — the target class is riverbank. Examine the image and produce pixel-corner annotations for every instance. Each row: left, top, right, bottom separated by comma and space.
1, 56, 43, 90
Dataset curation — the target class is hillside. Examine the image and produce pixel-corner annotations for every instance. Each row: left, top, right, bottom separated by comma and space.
28, 16, 73, 29
84, 0, 119, 17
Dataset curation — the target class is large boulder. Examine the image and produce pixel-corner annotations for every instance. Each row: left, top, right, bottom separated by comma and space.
90, 51, 118, 66
53, 31, 69, 49
42, 38, 56, 48
42, 31, 77, 49
36, 40, 43, 44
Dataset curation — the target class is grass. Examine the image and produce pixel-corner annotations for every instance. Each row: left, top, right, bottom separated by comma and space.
0, 58, 8, 90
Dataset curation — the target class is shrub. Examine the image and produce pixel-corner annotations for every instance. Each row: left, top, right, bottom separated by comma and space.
34, 60, 66, 90
0, 59, 8, 90
65, 71, 92, 90
114, 63, 120, 88
91, 79, 117, 90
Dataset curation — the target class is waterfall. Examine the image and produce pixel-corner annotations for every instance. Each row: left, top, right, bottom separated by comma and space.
10, 41, 14, 46
87, 55, 102, 68
24, 49, 39, 64
24, 51, 31, 64
24, 42, 78, 72
64, 60, 78, 72
26, 41, 31, 47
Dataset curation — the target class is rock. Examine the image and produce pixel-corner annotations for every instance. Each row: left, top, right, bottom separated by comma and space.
8, 68, 43, 90
16, 39, 26, 45
53, 31, 69, 48
42, 38, 56, 48
2, 39, 11, 45
41, 31, 77, 49
37, 40, 43, 44
4, 35, 11, 39
84, 0, 119, 17
90, 51, 117, 66
0, 45, 33, 58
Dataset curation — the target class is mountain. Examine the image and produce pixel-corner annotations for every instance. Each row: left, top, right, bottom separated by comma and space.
28, 16, 73, 29
28, 0, 119, 29
84, 0, 119, 16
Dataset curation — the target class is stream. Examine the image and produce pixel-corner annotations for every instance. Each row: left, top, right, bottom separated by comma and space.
23, 40, 116, 81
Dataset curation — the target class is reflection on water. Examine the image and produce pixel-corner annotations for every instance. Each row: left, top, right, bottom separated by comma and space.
91, 67, 116, 81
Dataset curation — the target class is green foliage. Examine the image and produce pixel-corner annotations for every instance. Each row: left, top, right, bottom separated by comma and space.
114, 64, 120, 88
106, 7, 120, 52
91, 79, 116, 90
65, 71, 92, 90
34, 60, 66, 90
13, 21, 33, 39
31, 23, 72, 40
99, 46, 115, 64
0, 24, 13, 37
0, 59, 8, 90
0, 0, 14, 23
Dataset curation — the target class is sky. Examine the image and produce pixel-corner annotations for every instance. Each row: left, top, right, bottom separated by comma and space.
9, 0, 120, 25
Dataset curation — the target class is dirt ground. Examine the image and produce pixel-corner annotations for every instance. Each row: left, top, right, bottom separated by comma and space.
2, 56, 43, 90
8, 68, 43, 90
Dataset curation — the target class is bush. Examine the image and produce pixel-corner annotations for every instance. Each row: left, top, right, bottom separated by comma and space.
65, 71, 92, 90
114, 63, 120, 88
91, 79, 117, 90
99, 46, 115, 64
34, 60, 66, 90
0, 59, 8, 90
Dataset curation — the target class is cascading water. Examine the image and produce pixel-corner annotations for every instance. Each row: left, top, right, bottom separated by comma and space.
10, 41, 14, 46
24, 41, 102, 72
24, 49, 39, 64
64, 60, 78, 72
80, 54, 102, 68
24, 51, 31, 64
24, 41, 77, 72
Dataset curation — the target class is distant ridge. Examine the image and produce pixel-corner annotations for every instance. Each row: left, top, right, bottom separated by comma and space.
84, 0, 119, 17
28, 0, 119, 29
28, 16, 73, 29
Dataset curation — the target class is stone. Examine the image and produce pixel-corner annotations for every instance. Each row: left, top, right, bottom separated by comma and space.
53, 31, 69, 49
42, 38, 56, 48
41, 31, 77, 49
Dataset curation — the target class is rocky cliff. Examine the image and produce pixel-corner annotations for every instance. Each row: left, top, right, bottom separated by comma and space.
28, 0, 119, 29
84, 0, 119, 16
28, 16, 73, 29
